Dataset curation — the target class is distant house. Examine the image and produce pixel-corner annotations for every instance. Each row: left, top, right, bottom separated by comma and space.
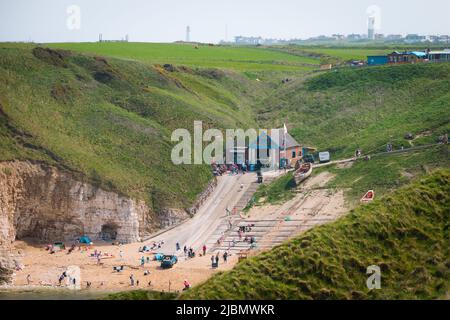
277, 129, 302, 168
387, 51, 426, 64
227, 128, 315, 169
367, 55, 388, 66
367, 49, 450, 68
427, 50, 450, 63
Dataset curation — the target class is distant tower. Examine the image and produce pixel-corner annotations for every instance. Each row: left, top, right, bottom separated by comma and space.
99, 33, 103, 42
186, 26, 190, 42
368, 16, 375, 40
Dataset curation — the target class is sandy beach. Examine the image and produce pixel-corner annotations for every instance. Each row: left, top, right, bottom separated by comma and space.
6, 171, 347, 296
10, 239, 239, 294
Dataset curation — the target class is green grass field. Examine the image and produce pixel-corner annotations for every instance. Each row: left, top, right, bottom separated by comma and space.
47, 42, 320, 72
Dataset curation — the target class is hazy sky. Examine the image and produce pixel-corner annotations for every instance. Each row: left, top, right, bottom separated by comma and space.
1, 0, 449, 43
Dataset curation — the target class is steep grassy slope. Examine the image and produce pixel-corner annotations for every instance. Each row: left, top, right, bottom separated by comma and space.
182, 169, 450, 300
257, 62, 450, 159
0, 45, 264, 210
102, 290, 177, 300
319, 145, 450, 204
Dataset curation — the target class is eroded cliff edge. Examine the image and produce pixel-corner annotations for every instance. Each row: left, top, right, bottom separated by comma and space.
0, 160, 216, 278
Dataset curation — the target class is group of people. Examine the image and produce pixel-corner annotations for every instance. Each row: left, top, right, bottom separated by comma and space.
183, 245, 196, 258
140, 255, 151, 266
210, 251, 228, 268
149, 241, 165, 250
238, 224, 255, 233
211, 163, 228, 176
211, 162, 250, 177
57, 271, 76, 287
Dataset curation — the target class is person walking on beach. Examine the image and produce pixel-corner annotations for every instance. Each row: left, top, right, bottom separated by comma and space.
211, 255, 215, 267
202, 245, 207, 256
130, 274, 135, 286
176, 242, 180, 251
58, 273, 65, 286
119, 250, 124, 260
183, 279, 191, 291
26, 274, 31, 285
140, 256, 145, 266
223, 251, 228, 263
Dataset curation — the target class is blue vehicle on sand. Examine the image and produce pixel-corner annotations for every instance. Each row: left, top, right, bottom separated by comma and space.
161, 255, 178, 269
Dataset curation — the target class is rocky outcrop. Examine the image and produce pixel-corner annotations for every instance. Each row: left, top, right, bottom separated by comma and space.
0, 161, 153, 270
0, 161, 217, 274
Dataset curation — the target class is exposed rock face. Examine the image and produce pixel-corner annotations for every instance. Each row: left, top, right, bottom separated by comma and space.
0, 160, 217, 278
0, 161, 152, 269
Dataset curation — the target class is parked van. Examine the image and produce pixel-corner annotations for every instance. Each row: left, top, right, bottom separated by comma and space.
318, 151, 330, 163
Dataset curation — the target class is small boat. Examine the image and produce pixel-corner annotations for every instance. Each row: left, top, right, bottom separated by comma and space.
294, 162, 312, 185
360, 190, 375, 203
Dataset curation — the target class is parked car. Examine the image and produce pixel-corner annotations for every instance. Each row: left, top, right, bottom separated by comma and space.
161, 255, 178, 269
318, 151, 330, 163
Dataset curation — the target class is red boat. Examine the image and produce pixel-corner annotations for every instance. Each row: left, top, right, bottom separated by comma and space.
360, 190, 375, 203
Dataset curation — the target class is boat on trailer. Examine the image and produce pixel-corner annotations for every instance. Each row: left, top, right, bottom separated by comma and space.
294, 162, 313, 185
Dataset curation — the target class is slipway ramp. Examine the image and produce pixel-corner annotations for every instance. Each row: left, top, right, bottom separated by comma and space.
142, 173, 259, 256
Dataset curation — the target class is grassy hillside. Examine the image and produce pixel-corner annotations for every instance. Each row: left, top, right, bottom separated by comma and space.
320, 145, 450, 205
0, 45, 267, 210
256, 62, 450, 159
102, 290, 177, 300
182, 169, 450, 300
47, 42, 320, 72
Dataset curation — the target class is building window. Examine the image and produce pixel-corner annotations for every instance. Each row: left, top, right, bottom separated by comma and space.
292, 150, 296, 158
